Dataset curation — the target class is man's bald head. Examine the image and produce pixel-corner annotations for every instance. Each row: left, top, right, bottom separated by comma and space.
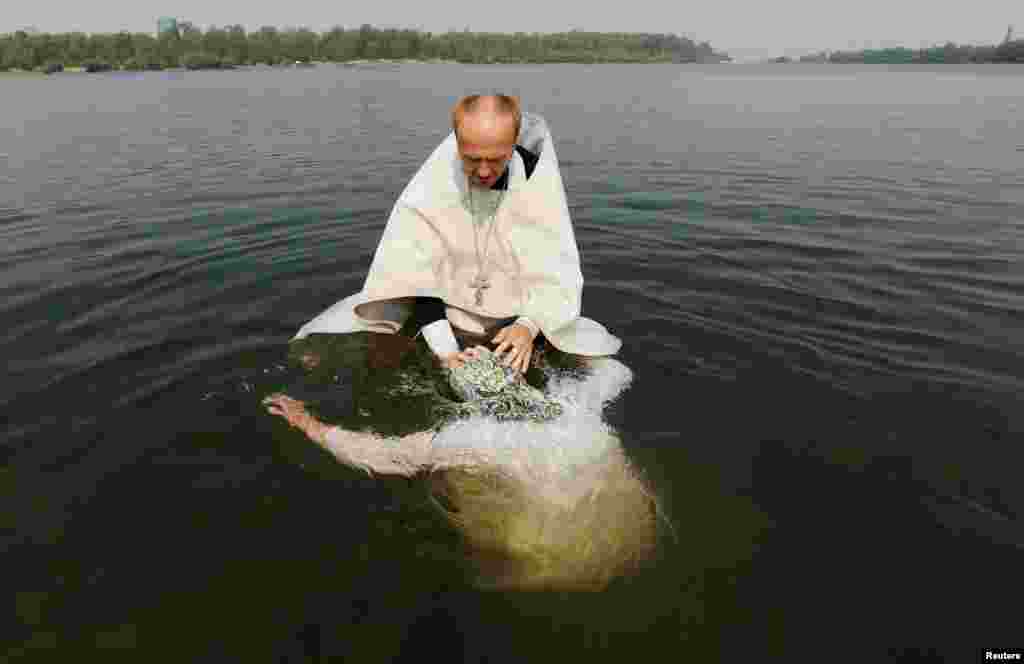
452, 94, 521, 145
453, 94, 522, 188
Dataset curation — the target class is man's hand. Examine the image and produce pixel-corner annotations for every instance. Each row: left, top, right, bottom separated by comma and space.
439, 346, 485, 371
492, 324, 534, 374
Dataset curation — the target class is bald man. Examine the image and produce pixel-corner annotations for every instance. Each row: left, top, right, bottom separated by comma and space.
291, 94, 622, 376
418, 94, 544, 374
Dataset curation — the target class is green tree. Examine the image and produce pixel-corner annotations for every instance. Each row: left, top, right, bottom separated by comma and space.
65, 32, 89, 65
31, 33, 64, 68
179, 20, 203, 58
202, 26, 229, 58
127, 32, 159, 68
0, 24, 740, 68
356, 24, 375, 58
0, 35, 11, 70
156, 32, 179, 67
227, 25, 248, 64
8, 30, 34, 70
112, 30, 133, 65
251, 26, 280, 64
319, 26, 357, 61
295, 27, 318, 61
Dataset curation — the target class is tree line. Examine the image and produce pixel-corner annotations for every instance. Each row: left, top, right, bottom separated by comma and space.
790, 40, 1024, 64
0, 23, 730, 72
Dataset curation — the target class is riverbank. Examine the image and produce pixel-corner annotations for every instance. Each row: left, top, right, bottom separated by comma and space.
0, 60, 457, 78
0, 65, 102, 76
0, 57, 732, 79
340, 58, 457, 65
0, 70, 46, 77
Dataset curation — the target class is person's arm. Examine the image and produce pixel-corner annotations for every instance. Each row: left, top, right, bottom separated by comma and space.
318, 426, 433, 478
264, 394, 433, 477
419, 316, 490, 369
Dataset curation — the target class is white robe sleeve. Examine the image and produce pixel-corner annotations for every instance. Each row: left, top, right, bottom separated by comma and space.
514, 316, 540, 340
320, 428, 435, 478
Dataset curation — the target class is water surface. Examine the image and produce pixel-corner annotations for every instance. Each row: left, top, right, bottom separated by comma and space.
3, 63, 1022, 661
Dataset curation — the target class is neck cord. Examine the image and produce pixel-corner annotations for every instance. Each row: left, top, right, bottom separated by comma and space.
468, 158, 511, 304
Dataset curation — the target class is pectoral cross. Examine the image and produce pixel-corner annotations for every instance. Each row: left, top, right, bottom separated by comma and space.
470, 274, 491, 306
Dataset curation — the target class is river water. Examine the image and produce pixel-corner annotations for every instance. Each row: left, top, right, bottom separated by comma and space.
3, 63, 1022, 661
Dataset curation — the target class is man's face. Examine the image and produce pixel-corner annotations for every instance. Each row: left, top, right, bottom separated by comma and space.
457, 114, 516, 189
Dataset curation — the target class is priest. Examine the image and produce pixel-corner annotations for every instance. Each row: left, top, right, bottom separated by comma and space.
291, 93, 622, 374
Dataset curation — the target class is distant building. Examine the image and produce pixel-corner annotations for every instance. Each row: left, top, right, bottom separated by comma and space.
157, 17, 179, 37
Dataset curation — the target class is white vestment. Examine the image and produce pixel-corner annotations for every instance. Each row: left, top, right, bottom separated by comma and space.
292, 112, 621, 357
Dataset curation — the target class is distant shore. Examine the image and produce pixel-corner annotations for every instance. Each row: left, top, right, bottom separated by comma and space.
1, 58, 723, 78
340, 59, 457, 65
0, 26, 729, 72
0, 60, 456, 77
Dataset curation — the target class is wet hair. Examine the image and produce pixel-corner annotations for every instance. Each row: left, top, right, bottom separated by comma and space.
452, 94, 521, 143
426, 444, 661, 591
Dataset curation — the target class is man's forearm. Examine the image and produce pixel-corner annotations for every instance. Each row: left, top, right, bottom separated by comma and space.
317, 426, 434, 478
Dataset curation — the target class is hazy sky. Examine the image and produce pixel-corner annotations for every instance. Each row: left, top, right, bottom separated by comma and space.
7, 0, 1022, 62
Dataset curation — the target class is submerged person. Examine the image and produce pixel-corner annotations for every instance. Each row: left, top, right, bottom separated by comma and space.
290, 93, 622, 374
264, 346, 660, 590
